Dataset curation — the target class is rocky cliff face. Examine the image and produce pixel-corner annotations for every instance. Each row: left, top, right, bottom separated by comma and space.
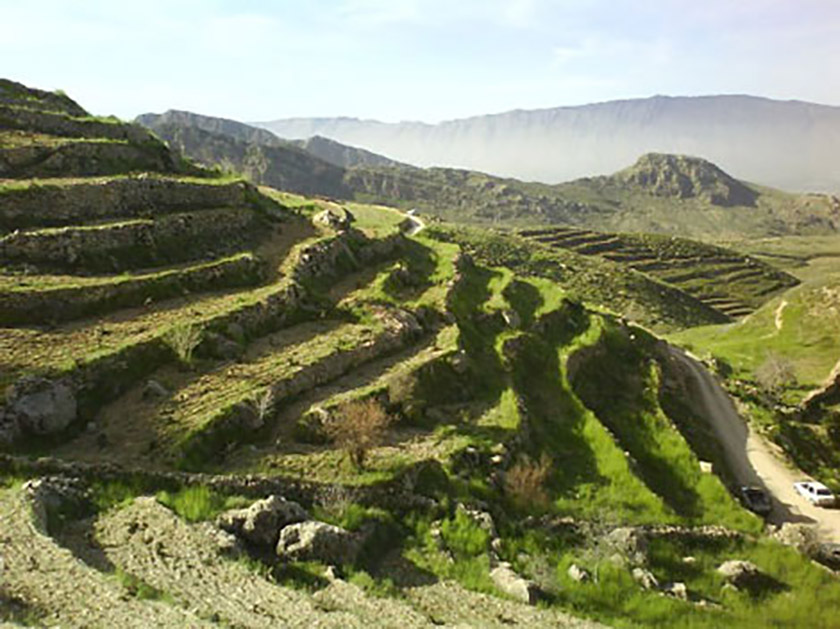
255, 95, 840, 193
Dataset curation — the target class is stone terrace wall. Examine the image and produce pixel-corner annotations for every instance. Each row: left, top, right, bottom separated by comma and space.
0, 207, 264, 272
0, 104, 154, 143
0, 140, 175, 179
0, 254, 265, 326
0, 177, 255, 232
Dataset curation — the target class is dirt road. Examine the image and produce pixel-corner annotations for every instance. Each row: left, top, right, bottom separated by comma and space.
669, 347, 840, 543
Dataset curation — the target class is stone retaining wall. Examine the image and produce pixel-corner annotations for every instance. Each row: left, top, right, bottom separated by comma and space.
0, 139, 175, 179
0, 254, 266, 326
0, 453, 439, 512
1, 207, 263, 272
180, 307, 424, 463
0, 177, 254, 233
0, 104, 153, 143
0, 230, 406, 445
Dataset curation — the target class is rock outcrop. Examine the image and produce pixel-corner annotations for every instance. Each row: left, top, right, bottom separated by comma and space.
276, 520, 360, 565
217, 495, 308, 547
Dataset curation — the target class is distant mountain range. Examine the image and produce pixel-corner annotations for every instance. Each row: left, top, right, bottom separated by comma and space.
137, 109, 840, 241
253, 95, 840, 193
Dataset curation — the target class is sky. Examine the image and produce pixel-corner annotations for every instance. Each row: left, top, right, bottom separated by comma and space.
2, 0, 838, 123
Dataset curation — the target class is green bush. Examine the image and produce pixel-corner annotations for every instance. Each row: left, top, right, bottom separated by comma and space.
441, 509, 490, 557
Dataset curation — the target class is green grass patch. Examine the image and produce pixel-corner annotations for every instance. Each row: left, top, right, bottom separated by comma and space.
155, 486, 250, 522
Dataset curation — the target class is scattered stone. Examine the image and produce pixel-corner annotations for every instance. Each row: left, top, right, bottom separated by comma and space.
490, 562, 540, 605
203, 525, 241, 557
6, 377, 77, 435
314, 207, 355, 230
450, 350, 469, 374
663, 581, 688, 601
632, 567, 660, 590
276, 521, 360, 565
501, 309, 522, 329
717, 560, 765, 590
218, 495, 308, 547
142, 379, 169, 400
456, 503, 497, 537
772, 523, 820, 556
567, 564, 590, 583
324, 565, 341, 581
682, 556, 696, 565
604, 527, 648, 565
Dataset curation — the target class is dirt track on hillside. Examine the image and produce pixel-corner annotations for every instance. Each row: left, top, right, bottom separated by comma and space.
670, 348, 840, 543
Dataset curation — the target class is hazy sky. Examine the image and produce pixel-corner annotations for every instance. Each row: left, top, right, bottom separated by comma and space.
2, 0, 838, 122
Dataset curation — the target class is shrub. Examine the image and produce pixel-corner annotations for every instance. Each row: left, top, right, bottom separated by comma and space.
251, 388, 275, 426
325, 399, 392, 469
164, 323, 203, 365
504, 453, 553, 512
756, 352, 796, 394
441, 509, 491, 557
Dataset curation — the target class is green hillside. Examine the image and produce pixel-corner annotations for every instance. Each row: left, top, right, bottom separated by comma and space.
3, 80, 840, 629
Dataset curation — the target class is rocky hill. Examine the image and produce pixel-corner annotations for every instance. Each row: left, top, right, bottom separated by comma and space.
254, 94, 840, 193
614, 153, 758, 207
3, 80, 840, 629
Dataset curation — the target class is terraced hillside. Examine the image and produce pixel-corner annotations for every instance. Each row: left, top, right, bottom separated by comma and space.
3, 81, 840, 629
520, 226, 798, 319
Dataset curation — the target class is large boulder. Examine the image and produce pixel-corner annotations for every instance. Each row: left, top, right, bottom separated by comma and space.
217, 495, 308, 547
717, 560, 765, 590
276, 521, 360, 565
490, 562, 540, 605
6, 377, 77, 435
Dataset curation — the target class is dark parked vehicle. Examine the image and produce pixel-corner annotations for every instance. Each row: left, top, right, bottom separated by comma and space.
740, 486, 772, 516
816, 544, 840, 570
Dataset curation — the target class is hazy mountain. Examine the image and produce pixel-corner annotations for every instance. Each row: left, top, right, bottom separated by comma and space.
137, 110, 402, 170
253, 95, 840, 193
138, 110, 286, 147
139, 117, 350, 198
293, 135, 406, 169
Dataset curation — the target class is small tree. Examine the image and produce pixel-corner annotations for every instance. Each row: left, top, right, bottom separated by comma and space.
164, 323, 203, 366
325, 398, 392, 469
504, 453, 553, 512
756, 352, 796, 394
251, 388, 276, 427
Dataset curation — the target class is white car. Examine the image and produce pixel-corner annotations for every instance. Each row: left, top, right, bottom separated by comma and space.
793, 481, 836, 507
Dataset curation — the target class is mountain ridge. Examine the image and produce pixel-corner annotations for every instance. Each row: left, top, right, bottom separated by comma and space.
254, 94, 840, 193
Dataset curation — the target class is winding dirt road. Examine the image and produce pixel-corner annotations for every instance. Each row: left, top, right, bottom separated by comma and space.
670, 347, 840, 543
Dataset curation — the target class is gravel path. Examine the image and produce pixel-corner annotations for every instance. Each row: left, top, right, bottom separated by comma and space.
670, 347, 840, 542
